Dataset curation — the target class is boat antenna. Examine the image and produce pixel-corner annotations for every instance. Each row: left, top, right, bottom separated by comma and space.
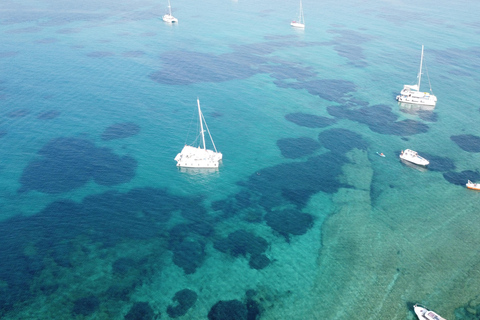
197, 98, 206, 150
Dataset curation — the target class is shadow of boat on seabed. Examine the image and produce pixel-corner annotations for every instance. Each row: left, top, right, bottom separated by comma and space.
398, 101, 435, 115
178, 167, 220, 175
400, 158, 428, 172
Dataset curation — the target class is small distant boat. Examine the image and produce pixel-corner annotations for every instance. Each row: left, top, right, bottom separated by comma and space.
163, 0, 178, 23
376, 152, 386, 157
174, 99, 222, 169
414, 304, 446, 320
400, 149, 429, 166
466, 180, 480, 190
396, 45, 437, 107
290, 0, 305, 29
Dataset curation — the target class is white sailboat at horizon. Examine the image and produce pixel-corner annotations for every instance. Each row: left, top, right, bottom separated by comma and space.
162, 0, 178, 23
291, 0, 305, 29
174, 99, 223, 169
396, 45, 437, 107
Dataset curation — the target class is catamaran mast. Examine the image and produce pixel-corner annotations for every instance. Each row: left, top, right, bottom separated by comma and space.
417, 45, 424, 90
167, 0, 172, 16
197, 98, 206, 150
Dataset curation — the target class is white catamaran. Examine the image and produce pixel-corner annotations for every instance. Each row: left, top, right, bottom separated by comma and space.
291, 0, 305, 29
396, 45, 437, 107
162, 0, 178, 23
174, 99, 222, 169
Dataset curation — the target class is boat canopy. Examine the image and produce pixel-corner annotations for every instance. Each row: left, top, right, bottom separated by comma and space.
403, 84, 419, 91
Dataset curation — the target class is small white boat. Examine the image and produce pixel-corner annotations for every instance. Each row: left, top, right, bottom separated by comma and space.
414, 304, 446, 320
396, 45, 437, 107
162, 0, 178, 23
174, 99, 222, 169
399, 149, 429, 166
290, 0, 305, 28
466, 180, 480, 191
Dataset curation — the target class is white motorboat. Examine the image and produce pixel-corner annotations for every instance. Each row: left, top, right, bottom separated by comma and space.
290, 0, 305, 28
162, 0, 178, 23
396, 45, 437, 107
399, 149, 429, 166
414, 304, 446, 320
466, 180, 480, 191
174, 99, 222, 169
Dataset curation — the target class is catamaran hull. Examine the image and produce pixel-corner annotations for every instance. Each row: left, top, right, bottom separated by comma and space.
163, 14, 177, 23
396, 95, 436, 107
175, 156, 222, 168
175, 145, 222, 169
176, 161, 220, 168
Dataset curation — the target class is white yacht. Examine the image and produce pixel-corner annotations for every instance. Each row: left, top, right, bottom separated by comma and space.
174, 99, 222, 169
399, 149, 429, 166
396, 45, 437, 107
291, 0, 305, 28
414, 304, 446, 320
162, 0, 178, 23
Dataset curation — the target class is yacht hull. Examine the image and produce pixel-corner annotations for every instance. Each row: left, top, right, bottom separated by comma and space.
290, 22, 305, 28
399, 149, 429, 167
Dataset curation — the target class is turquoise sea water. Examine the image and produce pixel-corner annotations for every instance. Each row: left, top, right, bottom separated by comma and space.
1, 0, 480, 318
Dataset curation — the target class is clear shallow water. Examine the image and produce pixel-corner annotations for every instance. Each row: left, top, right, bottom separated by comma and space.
1, 0, 480, 318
